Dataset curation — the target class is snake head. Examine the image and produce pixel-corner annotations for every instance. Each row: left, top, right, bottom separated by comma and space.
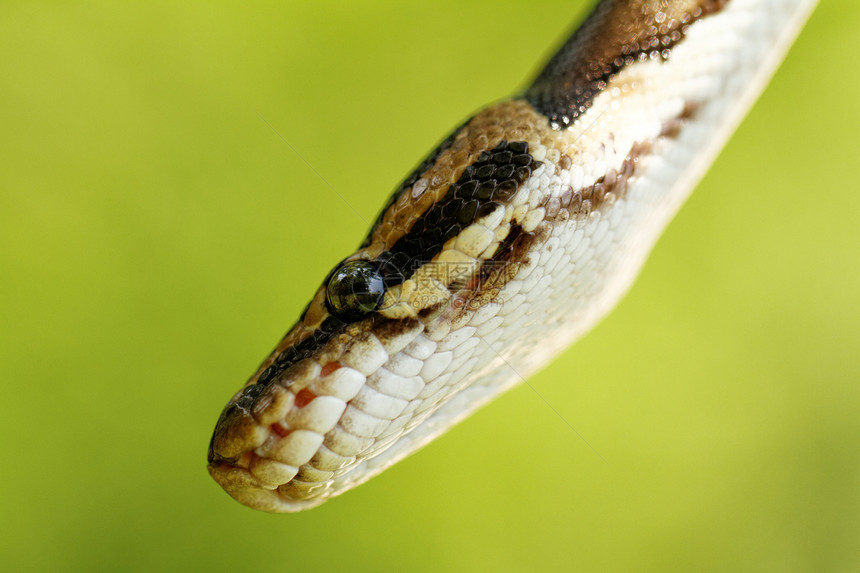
207, 119, 552, 511
207, 269, 434, 512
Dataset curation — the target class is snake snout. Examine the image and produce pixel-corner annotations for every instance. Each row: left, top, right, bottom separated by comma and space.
207, 355, 374, 512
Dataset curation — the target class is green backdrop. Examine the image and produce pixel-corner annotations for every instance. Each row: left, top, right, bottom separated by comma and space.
1, 1, 857, 571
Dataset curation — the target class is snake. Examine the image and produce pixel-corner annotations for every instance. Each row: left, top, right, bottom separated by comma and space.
208, 0, 818, 512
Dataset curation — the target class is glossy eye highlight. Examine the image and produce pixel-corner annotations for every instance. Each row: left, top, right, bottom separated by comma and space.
324, 261, 385, 321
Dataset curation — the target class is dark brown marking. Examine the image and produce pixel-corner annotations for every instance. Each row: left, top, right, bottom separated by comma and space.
525, 0, 729, 129
660, 100, 702, 137
458, 224, 538, 309
380, 141, 538, 283
371, 315, 422, 341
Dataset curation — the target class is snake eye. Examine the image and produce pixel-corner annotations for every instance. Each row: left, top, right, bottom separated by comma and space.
325, 260, 385, 321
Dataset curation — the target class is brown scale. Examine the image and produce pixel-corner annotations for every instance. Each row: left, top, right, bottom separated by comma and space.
380, 139, 538, 277
362, 101, 562, 258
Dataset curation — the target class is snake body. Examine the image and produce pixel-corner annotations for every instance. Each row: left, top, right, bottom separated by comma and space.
208, 0, 817, 512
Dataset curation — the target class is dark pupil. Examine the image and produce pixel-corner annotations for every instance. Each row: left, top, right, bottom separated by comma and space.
325, 261, 385, 321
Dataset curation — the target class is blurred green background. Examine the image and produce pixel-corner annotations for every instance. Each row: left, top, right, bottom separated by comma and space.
1, 1, 857, 571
